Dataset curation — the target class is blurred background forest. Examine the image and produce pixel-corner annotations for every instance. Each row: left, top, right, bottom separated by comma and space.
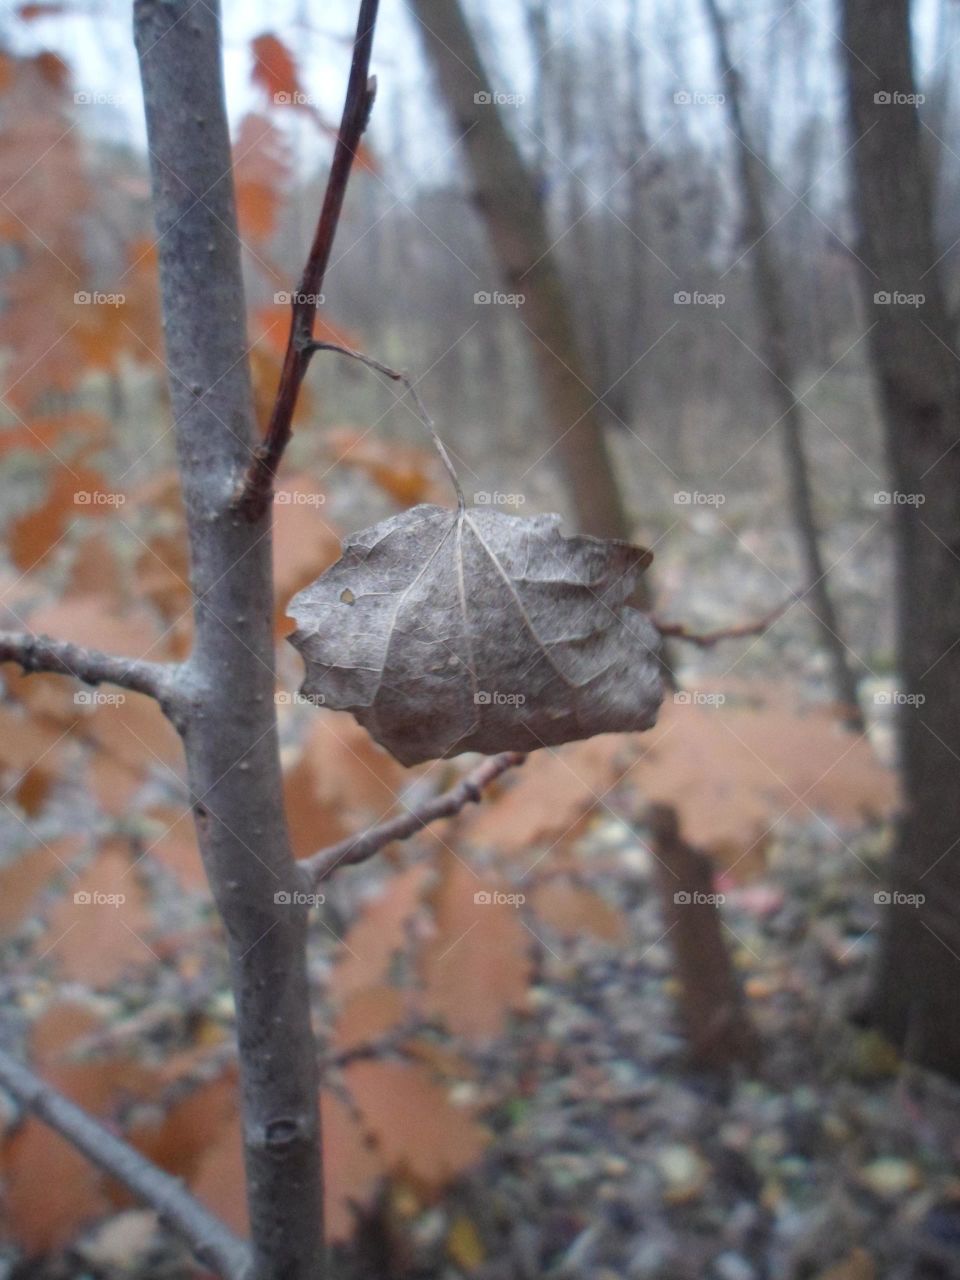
0, 0, 958, 1277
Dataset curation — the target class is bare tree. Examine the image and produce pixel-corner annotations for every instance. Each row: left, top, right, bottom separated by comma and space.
407, 0, 648, 562
842, 0, 960, 1076
0, 2, 523, 1276
703, 0, 864, 731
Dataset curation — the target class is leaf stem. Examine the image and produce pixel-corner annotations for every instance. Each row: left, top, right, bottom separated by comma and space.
306, 340, 466, 512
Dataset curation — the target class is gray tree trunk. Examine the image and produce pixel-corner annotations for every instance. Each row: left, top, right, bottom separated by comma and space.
134, 1, 325, 1272
703, 0, 864, 731
842, 0, 960, 1076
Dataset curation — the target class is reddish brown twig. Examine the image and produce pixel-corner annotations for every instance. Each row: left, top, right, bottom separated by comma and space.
653, 596, 794, 648
235, 0, 380, 520
298, 751, 525, 885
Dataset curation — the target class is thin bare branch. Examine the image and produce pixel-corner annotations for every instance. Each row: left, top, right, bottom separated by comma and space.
235, 0, 381, 519
300, 751, 525, 885
0, 1048, 252, 1280
0, 631, 179, 706
653, 596, 793, 648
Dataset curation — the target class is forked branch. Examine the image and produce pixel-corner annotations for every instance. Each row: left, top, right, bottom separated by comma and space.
236, 0, 381, 519
300, 751, 525, 885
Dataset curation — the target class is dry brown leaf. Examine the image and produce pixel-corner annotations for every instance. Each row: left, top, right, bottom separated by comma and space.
189, 1114, 247, 1236
133, 532, 193, 658
0, 665, 77, 723
2, 1116, 113, 1253
531, 879, 626, 942
82, 693, 183, 816
131, 1070, 238, 1184
234, 113, 291, 244
250, 33, 315, 120
272, 476, 341, 632
0, 703, 74, 811
0, 414, 109, 461
0, 836, 82, 932
420, 856, 530, 1040
626, 688, 897, 870
403, 1039, 476, 1082
39, 842, 156, 986
333, 987, 409, 1054
141, 807, 206, 890
282, 749, 352, 862
65, 532, 122, 599
296, 711, 409, 821
2, 1048, 161, 1254
345, 1059, 489, 1188
332, 864, 432, 1000
462, 733, 634, 856
26, 594, 168, 662
324, 427, 444, 506
7, 463, 112, 571
289, 505, 662, 765
30, 1000, 103, 1061
322, 1091, 383, 1241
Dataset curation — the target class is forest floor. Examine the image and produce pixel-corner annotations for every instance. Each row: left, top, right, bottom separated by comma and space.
378, 809, 960, 1280
14, 796, 960, 1280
